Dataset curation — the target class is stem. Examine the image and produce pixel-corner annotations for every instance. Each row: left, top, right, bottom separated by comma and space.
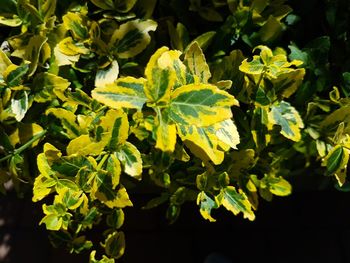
256, 67, 266, 89
0, 130, 47, 163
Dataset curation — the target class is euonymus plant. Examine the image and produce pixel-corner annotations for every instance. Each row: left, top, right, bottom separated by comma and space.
1, 0, 350, 261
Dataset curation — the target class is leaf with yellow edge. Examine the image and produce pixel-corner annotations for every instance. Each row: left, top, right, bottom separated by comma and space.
322, 145, 349, 186
116, 142, 142, 179
177, 124, 225, 165
92, 77, 147, 110
154, 108, 177, 152
169, 83, 238, 127
184, 41, 211, 83
144, 47, 176, 103
109, 19, 157, 59
99, 109, 129, 150
95, 61, 119, 88
269, 101, 304, 142
46, 108, 82, 139
62, 12, 88, 40
106, 154, 121, 189
24, 35, 48, 77
33, 73, 70, 102
197, 191, 218, 222
58, 37, 89, 56
157, 49, 187, 89
261, 175, 292, 196
104, 231, 125, 260
217, 186, 255, 221
66, 135, 107, 156
53, 45, 79, 66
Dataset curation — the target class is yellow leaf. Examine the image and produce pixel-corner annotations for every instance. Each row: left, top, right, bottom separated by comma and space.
66, 135, 107, 156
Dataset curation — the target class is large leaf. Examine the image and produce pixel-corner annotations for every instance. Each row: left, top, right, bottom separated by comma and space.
109, 19, 157, 59
66, 135, 107, 156
92, 77, 147, 110
218, 186, 255, 221
269, 101, 304, 141
169, 83, 238, 126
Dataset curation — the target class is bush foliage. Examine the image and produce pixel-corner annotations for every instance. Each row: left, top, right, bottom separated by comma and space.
1, 0, 350, 261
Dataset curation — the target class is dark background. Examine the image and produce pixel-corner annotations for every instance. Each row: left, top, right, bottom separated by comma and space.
2, 188, 350, 263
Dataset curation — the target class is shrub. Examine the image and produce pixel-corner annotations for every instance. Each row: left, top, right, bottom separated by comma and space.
0, 0, 349, 261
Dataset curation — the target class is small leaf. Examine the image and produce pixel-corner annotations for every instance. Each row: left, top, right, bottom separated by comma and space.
46, 108, 81, 139
214, 119, 240, 149
66, 135, 107, 156
33, 174, 56, 202
116, 142, 142, 179
218, 186, 255, 221
104, 231, 125, 259
322, 146, 349, 185
184, 41, 211, 83
269, 101, 304, 141
154, 109, 177, 152
197, 191, 218, 222
10, 91, 28, 121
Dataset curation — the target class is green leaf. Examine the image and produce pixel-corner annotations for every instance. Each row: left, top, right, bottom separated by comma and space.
106, 209, 124, 229
259, 15, 283, 42
104, 231, 125, 259
185, 31, 216, 53
6, 64, 29, 87
197, 191, 218, 222
184, 41, 211, 83
262, 175, 292, 196
109, 19, 157, 59
239, 55, 265, 75
92, 77, 147, 110
95, 61, 119, 88
116, 142, 142, 179
169, 83, 238, 127
322, 146, 349, 186
40, 214, 63, 231
90, 0, 115, 10
0, 15, 22, 27
51, 155, 93, 177
218, 186, 255, 221
270, 101, 304, 141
